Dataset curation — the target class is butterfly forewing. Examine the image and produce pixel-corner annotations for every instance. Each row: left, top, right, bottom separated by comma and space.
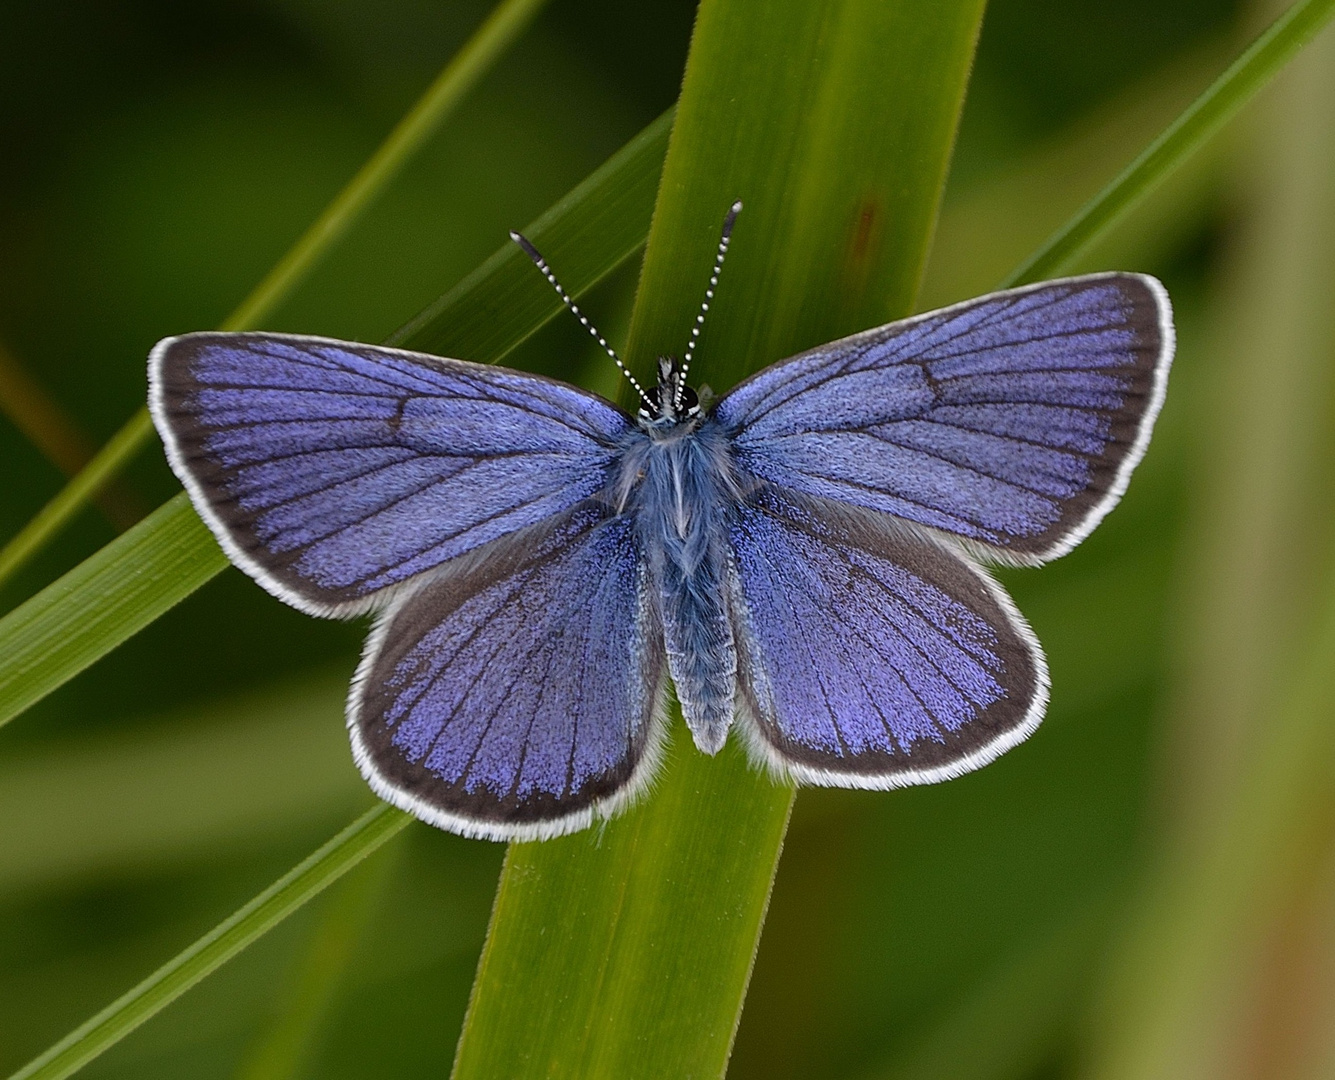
715, 273, 1173, 564
350, 503, 667, 841
727, 487, 1047, 786
150, 332, 631, 615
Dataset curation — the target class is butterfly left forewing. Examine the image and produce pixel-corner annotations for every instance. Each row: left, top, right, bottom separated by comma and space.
727, 486, 1047, 787
150, 331, 631, 617
350, 502, 667, 841
715, 273, 1172, 565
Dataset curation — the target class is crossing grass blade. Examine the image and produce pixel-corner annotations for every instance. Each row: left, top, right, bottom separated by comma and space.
6, 805, 411, 1080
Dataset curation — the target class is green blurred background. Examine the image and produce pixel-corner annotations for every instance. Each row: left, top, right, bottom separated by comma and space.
3, 0, 1335, 1077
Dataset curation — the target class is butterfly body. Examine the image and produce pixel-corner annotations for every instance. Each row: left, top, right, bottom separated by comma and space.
150, 269, 1173, 841
616, 361, 744, 754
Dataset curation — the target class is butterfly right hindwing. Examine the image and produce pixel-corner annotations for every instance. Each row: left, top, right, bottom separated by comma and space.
726, 485, 1047, 787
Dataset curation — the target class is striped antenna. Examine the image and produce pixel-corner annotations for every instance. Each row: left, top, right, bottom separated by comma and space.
676, 200, 742, 409
509, 231, 651, 408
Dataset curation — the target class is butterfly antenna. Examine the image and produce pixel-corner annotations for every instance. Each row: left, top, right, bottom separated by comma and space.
509, 230, 651, 408
676, 199, 742, 410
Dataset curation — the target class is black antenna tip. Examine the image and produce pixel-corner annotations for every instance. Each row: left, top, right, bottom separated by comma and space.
722, 200, 742, 238
510, 230, 543, 264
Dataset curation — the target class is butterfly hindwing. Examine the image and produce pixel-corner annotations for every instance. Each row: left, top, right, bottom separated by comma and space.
150, 331, 632, 615
716, 274, 1172, 563
727, 486, 1047, 786
350, 503, 667, 841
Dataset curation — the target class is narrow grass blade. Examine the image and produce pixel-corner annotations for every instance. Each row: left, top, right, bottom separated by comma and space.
450, 2, 987, 1077
1084, 27, 1335, 1076
921, 34, 1234, 309
233, 850, 399, 1080
6, 805, 411, 1080
1005, 0, 1335, 286
0, 338, 145, 528
0, 410, 155, 587
0, 494, 227, 728
0, 110, 671, 732
0, 0, 551, 591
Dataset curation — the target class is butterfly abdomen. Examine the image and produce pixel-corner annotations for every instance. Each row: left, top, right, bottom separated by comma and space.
627, 420, 739, 754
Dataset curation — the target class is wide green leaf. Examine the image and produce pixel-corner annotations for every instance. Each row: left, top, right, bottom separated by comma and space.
449, 2, 987, 1077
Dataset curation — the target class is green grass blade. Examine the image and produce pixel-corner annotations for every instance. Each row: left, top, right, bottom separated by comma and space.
220, 0, 552, 334
0, 0, 551, 592
1004, 0, 1335, 286
0, 110, 671, 733
233, 850, 399, 1080
6, 805, 411, 1080
0, 410, 156, 588
449, 2, 987, 1077
0, 494, 227, 728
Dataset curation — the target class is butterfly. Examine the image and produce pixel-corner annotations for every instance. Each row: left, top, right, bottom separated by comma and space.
149, 202, 1173, 842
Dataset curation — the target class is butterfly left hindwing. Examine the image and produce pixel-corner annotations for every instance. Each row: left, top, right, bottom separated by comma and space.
350, 503, 668, 842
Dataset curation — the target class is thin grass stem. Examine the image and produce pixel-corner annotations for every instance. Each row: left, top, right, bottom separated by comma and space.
1005, 0, 1335, 286
6, 805, 410, 1080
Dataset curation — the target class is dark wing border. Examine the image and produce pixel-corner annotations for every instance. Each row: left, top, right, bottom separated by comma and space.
1002, 273, 1174, 565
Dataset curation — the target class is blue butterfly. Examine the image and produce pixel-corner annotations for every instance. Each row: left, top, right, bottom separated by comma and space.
149, 203, 1173, 841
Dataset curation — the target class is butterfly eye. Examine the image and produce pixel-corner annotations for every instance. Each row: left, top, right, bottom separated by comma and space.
637, 385, 662, 419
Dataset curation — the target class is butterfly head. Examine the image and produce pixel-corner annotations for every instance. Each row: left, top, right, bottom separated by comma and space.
638, 355, 701, 428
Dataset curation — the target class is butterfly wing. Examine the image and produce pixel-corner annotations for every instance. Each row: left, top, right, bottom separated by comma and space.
350, 502, 667, 840
727, 486, 1046, 786
150, 331, 631, 615
715, 274, 1172, 564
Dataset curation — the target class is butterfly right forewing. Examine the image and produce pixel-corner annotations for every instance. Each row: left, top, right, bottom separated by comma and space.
715, 273, 1172, 565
